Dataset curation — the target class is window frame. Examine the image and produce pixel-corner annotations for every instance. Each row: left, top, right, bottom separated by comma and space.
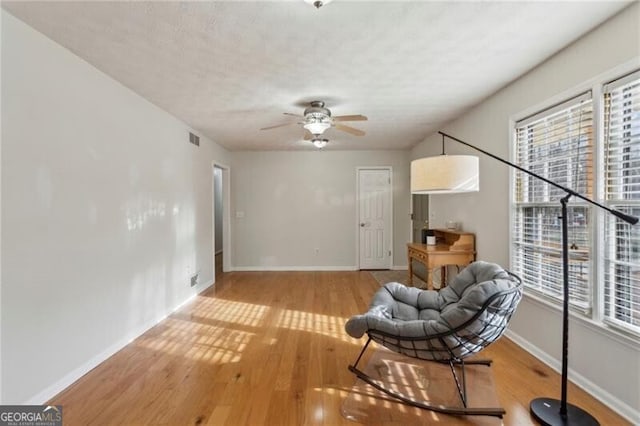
601, 69, 640, 334
511, 91, 595, 313
509, 60, 640, 340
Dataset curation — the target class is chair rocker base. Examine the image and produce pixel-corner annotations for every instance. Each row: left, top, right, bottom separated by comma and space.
348, 364, 505, 418
344, 264, 522, 419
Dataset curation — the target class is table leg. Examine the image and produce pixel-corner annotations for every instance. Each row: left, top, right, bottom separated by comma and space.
408, 255, 413, 286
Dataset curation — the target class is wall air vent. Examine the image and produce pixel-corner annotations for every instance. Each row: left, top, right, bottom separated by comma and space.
189, 132, 200, 147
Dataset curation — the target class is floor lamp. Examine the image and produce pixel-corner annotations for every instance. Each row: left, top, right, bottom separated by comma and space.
411, 131, 638, 426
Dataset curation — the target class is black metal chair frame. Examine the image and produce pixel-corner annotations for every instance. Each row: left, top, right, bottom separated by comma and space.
348, 273, 522, 418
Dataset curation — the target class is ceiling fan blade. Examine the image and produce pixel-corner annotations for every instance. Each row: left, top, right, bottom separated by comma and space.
333, 114, 368, 122
283, 112, 303, 118
335, 123, 365, 136
303, 130, 313, 140
260, 122, 295, 131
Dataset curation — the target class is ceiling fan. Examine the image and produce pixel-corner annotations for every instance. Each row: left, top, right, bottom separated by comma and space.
260, 100, 367, 137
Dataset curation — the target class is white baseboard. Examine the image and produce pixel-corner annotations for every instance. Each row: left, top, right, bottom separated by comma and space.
25, 280, 213, 405
231, 266, 358, 271
198, 278, 215, 291
505, 329, 640, 425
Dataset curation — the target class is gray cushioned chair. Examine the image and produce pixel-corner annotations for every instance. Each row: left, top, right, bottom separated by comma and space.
345, 261, 522, 418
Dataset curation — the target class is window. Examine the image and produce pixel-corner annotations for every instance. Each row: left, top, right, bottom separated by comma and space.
512, 70, 640, 336
603, 70, 640, 333
512, 93, 594, 312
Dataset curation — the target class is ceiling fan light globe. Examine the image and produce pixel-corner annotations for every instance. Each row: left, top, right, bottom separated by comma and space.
312, 139, 328, 149
303, 120, 331, 134
303, 0, 333, 9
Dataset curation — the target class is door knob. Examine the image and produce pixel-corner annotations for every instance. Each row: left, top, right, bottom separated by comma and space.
360, 223, 365, 227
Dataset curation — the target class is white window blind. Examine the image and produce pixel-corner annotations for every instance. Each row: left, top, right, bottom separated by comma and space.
513, 92, 593, 310
603, 70, 640, 333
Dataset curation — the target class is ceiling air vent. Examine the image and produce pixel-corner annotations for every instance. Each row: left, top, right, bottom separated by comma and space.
189, 132, 200, 147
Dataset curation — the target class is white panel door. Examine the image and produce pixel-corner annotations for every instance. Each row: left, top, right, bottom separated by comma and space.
358, 169, 392, 269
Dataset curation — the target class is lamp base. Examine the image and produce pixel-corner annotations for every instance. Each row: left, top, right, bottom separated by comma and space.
530, 398, 599, 426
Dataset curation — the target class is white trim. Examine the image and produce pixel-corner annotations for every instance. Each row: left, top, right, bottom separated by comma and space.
508, 118, 516, 280
599, 70, 640, 335
516, 91, 592, 127
231, 266, 358, 272
222, 167, 231, 273
355, 166, 394, 270
23, 280, 213, 405
195, 279, 215, 292
592, 78, 606, 325
409, 193, 415, 243
212, 161, 231, 280
505, 330, 640, 425
391, 265, 408, 271
409, 191, 431, 244
604, 68, 640, 91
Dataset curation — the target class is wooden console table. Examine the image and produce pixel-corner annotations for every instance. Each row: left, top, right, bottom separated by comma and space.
407, 229, 476, 289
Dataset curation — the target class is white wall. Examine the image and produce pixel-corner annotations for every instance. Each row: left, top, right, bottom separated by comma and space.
231, 150, 410, 270
0, 11, 231, 404
411, 4, 640, 422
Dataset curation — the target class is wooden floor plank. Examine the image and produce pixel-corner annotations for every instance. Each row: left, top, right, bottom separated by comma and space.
48, 271, 630, 425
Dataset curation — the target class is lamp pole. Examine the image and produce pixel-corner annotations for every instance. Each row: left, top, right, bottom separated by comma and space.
438, 131, 638, 426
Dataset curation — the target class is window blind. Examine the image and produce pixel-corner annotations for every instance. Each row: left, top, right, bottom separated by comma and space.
603, 70, 640, 332
513, 93, 593, 310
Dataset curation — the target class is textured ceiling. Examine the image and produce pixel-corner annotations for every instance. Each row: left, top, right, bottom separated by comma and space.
2, 1, 631, 151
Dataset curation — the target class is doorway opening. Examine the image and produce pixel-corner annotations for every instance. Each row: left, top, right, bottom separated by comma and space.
411, 194, 430, 243
213, 163, 231, 282
410, 193, 430, 282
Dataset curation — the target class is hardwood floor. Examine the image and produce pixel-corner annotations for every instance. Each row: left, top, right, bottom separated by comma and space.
49, 271, 630, 425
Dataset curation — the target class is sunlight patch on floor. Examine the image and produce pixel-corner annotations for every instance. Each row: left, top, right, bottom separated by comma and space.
275, 308, 356, 343
191, 296, 271, 327
133, 296, 364, 365
135, 312, 256, 363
